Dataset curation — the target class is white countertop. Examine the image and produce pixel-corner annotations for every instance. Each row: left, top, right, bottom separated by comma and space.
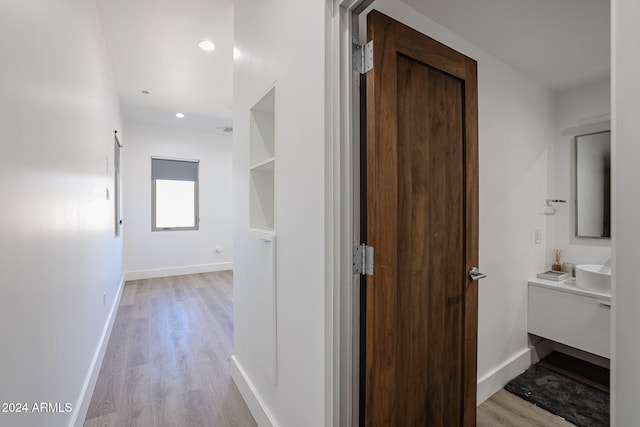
528, 277, 611, 302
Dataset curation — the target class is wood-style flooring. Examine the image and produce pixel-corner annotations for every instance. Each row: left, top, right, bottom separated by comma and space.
477, 389, 575, 427
85, 270, 574, 426
84, 271, 256, 427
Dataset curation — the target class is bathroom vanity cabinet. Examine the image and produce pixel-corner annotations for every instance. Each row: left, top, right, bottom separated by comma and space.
528, 279, 610, 358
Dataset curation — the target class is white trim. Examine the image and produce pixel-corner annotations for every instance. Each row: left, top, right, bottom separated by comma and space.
332, 2, 355, 426
328, 2, 340, 426
123, 262, 233, 281
476, 340, 554, 405
230, 356, 278, 427
71, 273, 126, 427
332, 2, 370, 425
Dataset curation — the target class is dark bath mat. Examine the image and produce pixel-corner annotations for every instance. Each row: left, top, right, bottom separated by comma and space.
505, 364, 609, 427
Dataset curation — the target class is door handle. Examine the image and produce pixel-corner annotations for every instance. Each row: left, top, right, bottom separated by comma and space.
469, 267, 486, 281
598, 303, 611, 309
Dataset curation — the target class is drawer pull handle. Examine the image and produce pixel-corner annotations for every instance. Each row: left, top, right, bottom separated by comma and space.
599, 303, 611, 309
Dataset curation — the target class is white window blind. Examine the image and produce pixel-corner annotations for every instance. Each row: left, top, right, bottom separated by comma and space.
151, 157, 199, 231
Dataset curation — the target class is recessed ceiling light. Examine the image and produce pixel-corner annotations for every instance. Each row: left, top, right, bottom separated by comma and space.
198, 40, 216, 52
176, 112, 185, 118
142, 90, 150, 95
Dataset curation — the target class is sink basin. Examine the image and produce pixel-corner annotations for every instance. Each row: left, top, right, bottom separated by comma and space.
575, 264, 611, 294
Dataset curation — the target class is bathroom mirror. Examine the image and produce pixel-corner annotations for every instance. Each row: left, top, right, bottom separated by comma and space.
575, 130, 611, 238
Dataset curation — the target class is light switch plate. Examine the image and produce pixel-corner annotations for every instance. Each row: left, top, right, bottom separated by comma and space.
535, 228, 543, 244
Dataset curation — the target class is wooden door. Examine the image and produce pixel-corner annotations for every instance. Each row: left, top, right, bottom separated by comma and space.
364, 10, 479, 427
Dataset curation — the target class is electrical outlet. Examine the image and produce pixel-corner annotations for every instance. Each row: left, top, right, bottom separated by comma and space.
535, 228, 543, 244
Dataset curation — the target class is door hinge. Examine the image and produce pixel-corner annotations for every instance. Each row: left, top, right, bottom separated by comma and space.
353, 41, 373, 74
353, 243, 374, 276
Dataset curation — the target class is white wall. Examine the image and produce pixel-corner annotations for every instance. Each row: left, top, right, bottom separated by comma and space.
123, 123, 233, 279
359, 0, 556, 404
552, 78, 611, 266
612, 0, 640, 424
232, 0, 328, 426
0, 1, 123, 426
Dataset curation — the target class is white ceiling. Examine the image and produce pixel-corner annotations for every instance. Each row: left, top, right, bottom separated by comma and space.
401, 0, 610, 92
96, 0, 234, 132
96, 0, 609, 131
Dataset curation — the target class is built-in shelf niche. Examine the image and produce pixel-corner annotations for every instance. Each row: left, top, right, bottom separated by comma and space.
249, 87, 275, 232
248, 86, 277, 384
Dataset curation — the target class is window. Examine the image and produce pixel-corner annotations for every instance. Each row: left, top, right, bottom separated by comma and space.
151, 157, 199, 231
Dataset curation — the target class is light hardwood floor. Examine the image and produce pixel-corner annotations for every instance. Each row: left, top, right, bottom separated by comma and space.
84, 271, 257, 427
478, 389, 575, 427
85, 271, 571, 426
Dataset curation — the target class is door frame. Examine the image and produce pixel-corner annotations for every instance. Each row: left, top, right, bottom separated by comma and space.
330, 1, 371, 426
331, 1, 374, 426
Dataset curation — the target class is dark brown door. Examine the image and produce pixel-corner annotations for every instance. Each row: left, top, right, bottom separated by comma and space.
364, 10, 479, 427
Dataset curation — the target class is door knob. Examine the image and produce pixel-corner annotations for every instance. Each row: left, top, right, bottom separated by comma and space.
469, 267, 486, 281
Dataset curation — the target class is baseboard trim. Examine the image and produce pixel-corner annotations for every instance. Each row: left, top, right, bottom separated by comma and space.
71, 273, 126, 427
476, 339, 554, 405
231, 355, 278, 427
124, 262, 233, 281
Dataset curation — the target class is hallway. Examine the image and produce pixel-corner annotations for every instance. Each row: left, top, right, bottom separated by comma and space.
84, 271, 256, 426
